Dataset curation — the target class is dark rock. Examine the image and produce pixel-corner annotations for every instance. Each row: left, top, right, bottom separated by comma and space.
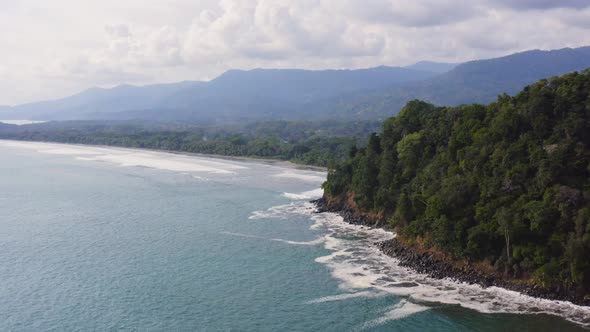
311, 197, 589, 306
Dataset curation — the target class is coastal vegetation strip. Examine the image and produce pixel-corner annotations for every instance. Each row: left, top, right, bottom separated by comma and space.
0, 120, 379, 168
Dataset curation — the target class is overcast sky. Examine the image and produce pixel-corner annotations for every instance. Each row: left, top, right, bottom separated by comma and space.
1, 0, 589, 105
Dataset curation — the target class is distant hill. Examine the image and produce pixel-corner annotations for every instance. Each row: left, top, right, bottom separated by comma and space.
320, 46, 590, 119
0, 66, 435, 124
1, 46, 589, 124
404, 61, 457, 74
425, 46, 590, 105
0, 81, 204, 121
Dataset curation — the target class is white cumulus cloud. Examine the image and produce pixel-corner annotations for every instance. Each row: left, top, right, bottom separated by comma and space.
0, 0, 589, 105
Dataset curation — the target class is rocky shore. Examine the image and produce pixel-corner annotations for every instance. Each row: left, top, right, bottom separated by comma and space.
312, 196, 590, 306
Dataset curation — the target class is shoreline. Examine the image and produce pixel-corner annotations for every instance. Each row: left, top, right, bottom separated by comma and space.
0, 138, 327, 172
312, 196, 590, 307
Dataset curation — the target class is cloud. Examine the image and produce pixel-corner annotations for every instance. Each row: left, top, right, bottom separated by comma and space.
183, 0, 386, 63
102, 24, 183, 67
555, 7, 590, 29
105, 24, 131, 38
490, 0, 590, 10
0, 0, 589, 105
329, 0, 481, 27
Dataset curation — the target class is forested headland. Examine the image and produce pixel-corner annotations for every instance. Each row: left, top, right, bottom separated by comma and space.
322, 70, 590, 300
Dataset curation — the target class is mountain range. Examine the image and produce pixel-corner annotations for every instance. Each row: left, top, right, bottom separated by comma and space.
1, 46, 589, 124
0, 66, 437, 124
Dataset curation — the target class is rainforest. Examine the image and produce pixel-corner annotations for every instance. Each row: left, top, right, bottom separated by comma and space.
323, 70, 590, 298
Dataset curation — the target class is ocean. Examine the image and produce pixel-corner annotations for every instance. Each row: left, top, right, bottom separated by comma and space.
0, 140, 588, 331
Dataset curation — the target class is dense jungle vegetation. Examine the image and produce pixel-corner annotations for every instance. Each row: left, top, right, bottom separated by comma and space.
323, 70, 590, 293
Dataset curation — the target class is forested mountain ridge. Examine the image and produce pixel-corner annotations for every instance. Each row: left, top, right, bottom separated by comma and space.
0, 66, 435, 123
322, 69, 590, 300
427, 46, 590, 105
321, 46, 590, 119
1, 46, 589, 124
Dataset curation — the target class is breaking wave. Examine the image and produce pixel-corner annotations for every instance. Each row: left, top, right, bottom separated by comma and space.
356, 300, 430, 330
250, 199, 590, 328
306, 291, 388, 304
282, 188, 324, 200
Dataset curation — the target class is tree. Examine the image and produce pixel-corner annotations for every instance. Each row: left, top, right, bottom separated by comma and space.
495, 207, 514, 264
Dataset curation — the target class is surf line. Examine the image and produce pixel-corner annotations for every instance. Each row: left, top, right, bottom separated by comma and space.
219, 231, 324, 246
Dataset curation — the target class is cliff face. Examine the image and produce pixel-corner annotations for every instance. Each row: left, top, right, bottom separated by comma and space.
313, 194, 387, 227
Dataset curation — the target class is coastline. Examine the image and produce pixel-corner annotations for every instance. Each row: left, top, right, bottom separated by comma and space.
312, 196, 590, 307
0, 138, 327, 172
4, 139, 588, 307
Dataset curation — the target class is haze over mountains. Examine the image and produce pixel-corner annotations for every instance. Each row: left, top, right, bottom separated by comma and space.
0, 66, 437, 124
404, 61, 457, 74
1, 46, 589, 124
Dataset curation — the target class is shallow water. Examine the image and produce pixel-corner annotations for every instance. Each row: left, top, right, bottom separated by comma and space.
0, 141, 588, 331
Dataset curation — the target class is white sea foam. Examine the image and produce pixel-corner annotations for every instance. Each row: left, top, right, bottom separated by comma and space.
165, 153, 248, 170
0, 141, 48, 150
0, 141, 248, 175
220, 231, 324, 247
317, 212, 590, 326
357, 300, 430, 330
219, 231, 266, 239
251, 200, 590, 328
40, 148, 101, 155
282, 192, 309, 200
271, 237, 325, 246
82, 153, 235, 174
306, 291, 387, 304
248, 202, 315, 220
282, 188, 324, 200
191, 175, 210, 181
274, 171, 325, 183
0, 120, 47, 125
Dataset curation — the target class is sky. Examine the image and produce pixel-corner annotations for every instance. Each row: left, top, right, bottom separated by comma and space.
1, 0, 589, 105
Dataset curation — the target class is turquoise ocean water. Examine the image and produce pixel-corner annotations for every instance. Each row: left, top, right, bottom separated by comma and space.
0, 141, 588, 331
